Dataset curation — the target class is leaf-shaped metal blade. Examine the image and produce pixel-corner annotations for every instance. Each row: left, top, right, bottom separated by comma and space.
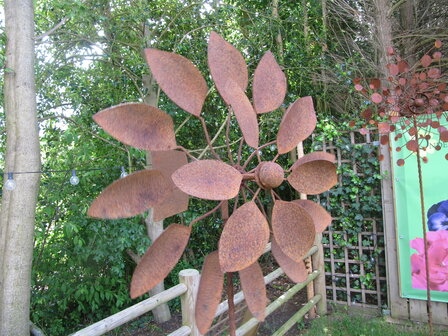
219, 202, 269, 272
271, 238, 308, 283
88, 170, 169, 219
253, 51, 287, 114
145, 49, 208, 117
239, 262, 267, 322
93, 103, 176, 151
277, 96, 317, 154
272, 201, 315, 262
130, 224, 190, 299
223, 80, 259, 148
195, 251, 224, 334
421, 54, 432, 68
172, 160, 242, 200
208, 31, 248, 105
292, 199, 332, 233
151, 150, 189, 222
288, 152, 337, 195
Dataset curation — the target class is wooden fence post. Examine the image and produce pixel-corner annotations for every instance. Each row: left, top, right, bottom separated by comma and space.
312, 233, 327, 315
179, 269, 202, 336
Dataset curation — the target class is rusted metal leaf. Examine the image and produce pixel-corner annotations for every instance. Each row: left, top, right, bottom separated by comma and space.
369, 78, 381, 89
219, 201, 269, 272
292, 199, 332, 233
93, 103, 176, 151
172, 160, 242, 200
441, 131, 448, 142
378, 122, 390, 134
433, 51, 442, 60
130, 224, 190, 298
277, 96, 317, 154
151, 150, 189, 221
224, 80, 259, 148
406, 140, 418, 152
288, 152, 337, 195
272, 201, 316, 262
239, 262, 267, 321
88, 170, 169, 219
428, 68, 441, 79
271, 238, 308, 283
371, 93, 383, 103
253, 51, 287, 114
208, 31, 248, 105
195, 251, 224, 334
398, 60, 409, 73
144, 49, 208, 117
421, 54, 432, 68
387, 64, 399, 76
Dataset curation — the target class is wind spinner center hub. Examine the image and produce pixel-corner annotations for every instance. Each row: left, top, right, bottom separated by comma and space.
255, 162, 284, 189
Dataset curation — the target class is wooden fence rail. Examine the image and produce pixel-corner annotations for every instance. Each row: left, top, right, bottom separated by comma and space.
71, 243, 324, 336
70, 284, 187, 336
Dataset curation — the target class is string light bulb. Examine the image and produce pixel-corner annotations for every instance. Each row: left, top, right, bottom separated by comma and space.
4, 172, 16, 191
120, 166, 128, 178
70, 170, 79, 185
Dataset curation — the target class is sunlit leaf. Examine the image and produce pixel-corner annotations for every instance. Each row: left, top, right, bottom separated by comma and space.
88, 170, 169, 219
253, 51, 286, 114
93, 103, 177, 151
172, 160, 242, 200
151, 150, 189, 221
145, 49, 208, 116
196, 251, 224, 334
219, 202, 269, 272
130, 224, 190, 298
277, 96, 316, 154
239, 262, 266, 321
288, 152, 337, 195
272, 201, 315, 262
271, 238, 308, 283
208, 31, 248, 105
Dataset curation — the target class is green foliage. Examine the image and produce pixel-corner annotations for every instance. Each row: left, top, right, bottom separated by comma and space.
310, 122, 385, 305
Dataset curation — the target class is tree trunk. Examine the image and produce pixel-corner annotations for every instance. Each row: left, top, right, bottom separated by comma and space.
0, 0, 41, 335
372, 0, 394, 76
142, 66, 171, 323
399, 0, 417, 64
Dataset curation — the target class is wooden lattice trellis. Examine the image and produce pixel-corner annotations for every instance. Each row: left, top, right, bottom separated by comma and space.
312, 131, 387, 310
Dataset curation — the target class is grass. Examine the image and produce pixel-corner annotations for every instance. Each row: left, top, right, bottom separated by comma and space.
301, 312, 448, 336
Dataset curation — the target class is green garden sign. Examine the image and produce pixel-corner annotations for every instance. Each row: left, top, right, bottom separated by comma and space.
392, 115, 448, 302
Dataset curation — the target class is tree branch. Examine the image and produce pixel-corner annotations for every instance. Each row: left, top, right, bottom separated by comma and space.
35, 17, 70, 41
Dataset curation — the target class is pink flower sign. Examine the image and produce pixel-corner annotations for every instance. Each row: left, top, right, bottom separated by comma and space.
410, 230, 448, 292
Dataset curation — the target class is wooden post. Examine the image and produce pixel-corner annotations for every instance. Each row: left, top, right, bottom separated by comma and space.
379, 144, 410, 320
179, 269, 202, 336
297, 142, 318, 318
312, 233, 327, 315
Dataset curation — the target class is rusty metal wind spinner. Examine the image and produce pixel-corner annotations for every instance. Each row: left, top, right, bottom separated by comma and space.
88, 32, 337, 334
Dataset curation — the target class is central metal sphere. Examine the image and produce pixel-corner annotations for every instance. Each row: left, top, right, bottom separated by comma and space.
255, 162, 284, 189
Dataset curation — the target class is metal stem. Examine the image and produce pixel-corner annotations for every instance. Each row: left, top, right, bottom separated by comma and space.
221, 200, 236, 336
227, 272, 236, 336
242, 140, 276, 169
199, 116, 221, 161
226, 110, 235, 164
413, 115, 433, 336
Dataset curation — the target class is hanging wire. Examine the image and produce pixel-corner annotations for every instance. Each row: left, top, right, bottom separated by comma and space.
0, 166, 127, 176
